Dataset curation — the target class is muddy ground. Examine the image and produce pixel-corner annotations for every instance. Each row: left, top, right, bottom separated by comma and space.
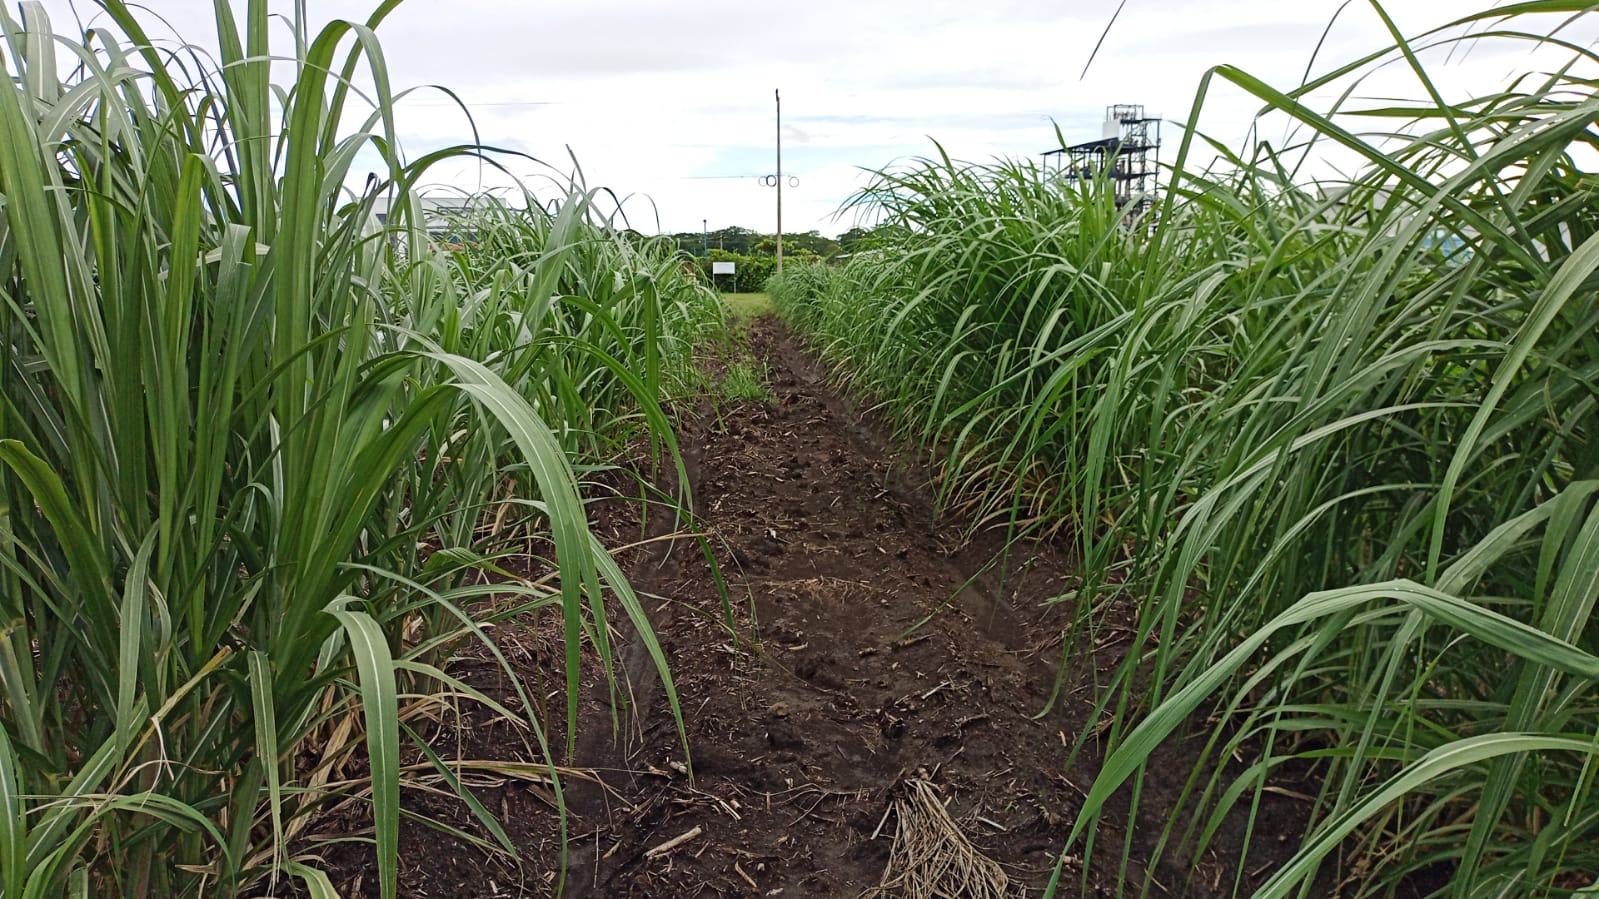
318, 317, 1312, 897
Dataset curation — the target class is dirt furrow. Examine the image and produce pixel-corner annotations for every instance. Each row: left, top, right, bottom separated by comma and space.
332, 316, 1311, 898
560, 319, 1099, 897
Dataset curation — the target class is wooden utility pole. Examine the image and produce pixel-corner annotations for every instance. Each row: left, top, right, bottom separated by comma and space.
775, 88, 783, 273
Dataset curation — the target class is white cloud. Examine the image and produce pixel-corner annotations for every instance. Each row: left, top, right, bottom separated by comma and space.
23, 0, 1599, 236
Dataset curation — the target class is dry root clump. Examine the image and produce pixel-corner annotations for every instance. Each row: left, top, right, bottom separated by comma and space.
860, 778, 1016, 899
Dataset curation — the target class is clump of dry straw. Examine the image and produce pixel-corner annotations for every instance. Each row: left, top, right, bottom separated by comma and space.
860, 778, 1016, 899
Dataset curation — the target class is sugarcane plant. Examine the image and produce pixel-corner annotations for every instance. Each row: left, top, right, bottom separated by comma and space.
772, 2, 1599, 894
0, 2, 716, 896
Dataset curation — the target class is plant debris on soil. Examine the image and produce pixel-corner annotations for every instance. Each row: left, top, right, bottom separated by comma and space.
318, 317, 1313, 898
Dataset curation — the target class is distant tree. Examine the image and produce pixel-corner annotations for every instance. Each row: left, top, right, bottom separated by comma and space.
664, 225, 759, 257
836, 224, 900, 253
786, 230, 842, 258
666, 232, 697, 256
666, 226, 842, 260
836, 226, 871, 252
753, 231, 836, 259
712, 226, 759, 254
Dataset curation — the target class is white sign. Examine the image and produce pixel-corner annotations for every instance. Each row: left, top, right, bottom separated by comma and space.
711, 261, 736, 275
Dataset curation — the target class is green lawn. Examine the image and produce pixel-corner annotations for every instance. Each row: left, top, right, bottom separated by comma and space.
721, 292, 775, 320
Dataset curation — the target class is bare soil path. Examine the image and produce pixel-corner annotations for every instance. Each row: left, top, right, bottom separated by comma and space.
325, 316, 1310, 898
559, 317, 1087, 897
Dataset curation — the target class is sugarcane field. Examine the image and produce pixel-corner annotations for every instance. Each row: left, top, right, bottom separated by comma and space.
3, 1, 1599, 897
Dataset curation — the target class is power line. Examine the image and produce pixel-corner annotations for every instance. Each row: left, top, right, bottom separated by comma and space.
398, 99, 566, 108
673, 174, 804, 182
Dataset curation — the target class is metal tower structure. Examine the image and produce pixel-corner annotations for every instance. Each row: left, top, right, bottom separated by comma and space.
1044, 104, 1162, 217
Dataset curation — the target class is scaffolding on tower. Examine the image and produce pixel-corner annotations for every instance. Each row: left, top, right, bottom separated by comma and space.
1044, 104, 1162, 219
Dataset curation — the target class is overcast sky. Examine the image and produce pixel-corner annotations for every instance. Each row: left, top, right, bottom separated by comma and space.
27, 1, 1599, 236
